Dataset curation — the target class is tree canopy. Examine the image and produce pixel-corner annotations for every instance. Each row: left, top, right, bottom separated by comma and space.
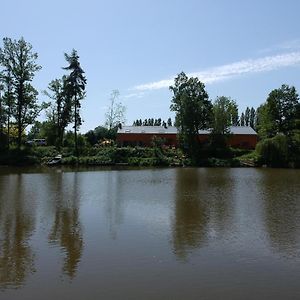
170, 72, 213, 159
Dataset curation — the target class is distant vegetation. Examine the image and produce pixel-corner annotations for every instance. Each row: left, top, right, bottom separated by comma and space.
0, 38, 299, 167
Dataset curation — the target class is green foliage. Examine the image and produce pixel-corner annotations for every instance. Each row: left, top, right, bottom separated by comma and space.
28, 120, 57, 145
257, 84, 300, 138
44, 76, 72, 148
0, 147, 40, 165
63, 49, 87, 157
240, 112, 245, 126
256, 135, 289, 167
170, 72, 213, 160
0, 37, 46, 149
212, 96, 238, 135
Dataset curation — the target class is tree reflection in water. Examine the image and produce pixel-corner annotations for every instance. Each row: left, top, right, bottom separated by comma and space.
172, 168, 234, 260
48, 172, 83, 279
261, 170, 300, 258
172, 168, 209, 260
0, 174, 35, 288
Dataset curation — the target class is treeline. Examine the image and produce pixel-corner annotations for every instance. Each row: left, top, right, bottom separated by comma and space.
132, 117, 172, 127
0, 37, 86, 156
133, 108, 258, 129
170, 72, 300, 166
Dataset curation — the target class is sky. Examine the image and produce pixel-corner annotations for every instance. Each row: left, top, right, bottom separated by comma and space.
1, 0, 300, 132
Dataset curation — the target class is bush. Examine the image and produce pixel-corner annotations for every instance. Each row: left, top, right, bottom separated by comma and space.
256, 134, 288, 167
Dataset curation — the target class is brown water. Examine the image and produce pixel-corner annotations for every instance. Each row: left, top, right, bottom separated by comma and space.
0, 167, 300, 300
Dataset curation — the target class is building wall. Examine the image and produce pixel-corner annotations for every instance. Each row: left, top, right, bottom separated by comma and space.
117, 133, 258, 149
117, 133, 178, 147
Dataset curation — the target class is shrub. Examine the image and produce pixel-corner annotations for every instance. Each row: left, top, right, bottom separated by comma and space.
256, 134, 288, 167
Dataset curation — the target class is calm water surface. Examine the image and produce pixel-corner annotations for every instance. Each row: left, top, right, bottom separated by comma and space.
0, 167, 300, 299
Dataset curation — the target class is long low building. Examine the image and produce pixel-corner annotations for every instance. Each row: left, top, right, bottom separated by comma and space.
117, 126, 258, 149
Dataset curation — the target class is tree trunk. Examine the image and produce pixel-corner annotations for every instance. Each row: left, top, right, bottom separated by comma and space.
7, 114, 10, 150
0, 96, 3, 150
74, 98, 78, 158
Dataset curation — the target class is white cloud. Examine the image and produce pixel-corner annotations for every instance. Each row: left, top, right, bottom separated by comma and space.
258, 39, 300, 54
123, 91, 145, 99
132, 51, 300, 91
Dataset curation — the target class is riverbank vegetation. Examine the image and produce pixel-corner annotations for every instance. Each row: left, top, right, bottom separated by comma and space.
1, 37, 300, 167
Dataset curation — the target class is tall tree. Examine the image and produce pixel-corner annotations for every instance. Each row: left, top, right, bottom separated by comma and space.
265, 84, 299, 135
0, 37, 43, 149
167, 117, 172, 127
256, 85, 300, 139
0, 81, 5, 149
212, 96, 238, 135
44, 76, 72, 148
249, 107, 256, 129
105, 90, 126, 130
240, 112, 245, 126
63, 49, 86, 157
245, 107, 250, 126
170, 72, 213, 159
0, 70, 14, 148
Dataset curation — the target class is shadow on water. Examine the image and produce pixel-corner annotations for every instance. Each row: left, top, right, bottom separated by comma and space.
0, 174, 35, 289
259, 169, 300, 258
47, 172, 83, 279
172, 168, 234, 260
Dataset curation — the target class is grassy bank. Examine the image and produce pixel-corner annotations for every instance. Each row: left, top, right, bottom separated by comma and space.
0, 145, 257, 167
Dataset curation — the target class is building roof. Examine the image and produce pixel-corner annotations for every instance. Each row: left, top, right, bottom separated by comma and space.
118, 126, 257, 135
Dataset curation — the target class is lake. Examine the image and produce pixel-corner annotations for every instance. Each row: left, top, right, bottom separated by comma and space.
0, 167, 300, 299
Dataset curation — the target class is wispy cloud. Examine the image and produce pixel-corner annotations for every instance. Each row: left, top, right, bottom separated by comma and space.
123, 91, 145, 100
259, 39, 300, 54
132, 51, 300, 91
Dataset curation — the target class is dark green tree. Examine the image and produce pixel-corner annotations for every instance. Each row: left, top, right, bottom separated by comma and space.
249, 107, 256, 129
240, 112, 245, 126
170, 72, 213, 160
256, 85, 299, 138
27, 120, 57, 145
44, 76, 72, 148
0, 70, 14, 148
212, 96, 238, 135
167, 117, 172, 127
245, 107, 250, 126
0, 37, 44, 149
63, 49, 87, 157
0, 82, 5, 149
267, 84, 299, 135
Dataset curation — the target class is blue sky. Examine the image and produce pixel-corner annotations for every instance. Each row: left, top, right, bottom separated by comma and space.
1, 0, 300, 132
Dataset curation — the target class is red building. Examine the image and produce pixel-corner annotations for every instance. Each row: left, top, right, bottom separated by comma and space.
117, 126, 258, 149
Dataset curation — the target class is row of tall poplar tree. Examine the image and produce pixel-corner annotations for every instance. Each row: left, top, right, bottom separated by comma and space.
0, 37, 86, 156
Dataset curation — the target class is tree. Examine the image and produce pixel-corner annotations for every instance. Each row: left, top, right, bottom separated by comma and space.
0, 37, 44, 149
240, 112, 245, 126
0, 69, 14, 148
63, 49, 87, 157
267, 84, 299, 135
167, 117, 172, 127
27, 120, 57, 145
249, 107, 256, 129
245, 107, 250, 126
105, 90, 126, 130
256, 85, 300, 138
44, 76, 72, 148
170, 72, 213, 159
212, 96, 238, 135
0, 82, 6, 149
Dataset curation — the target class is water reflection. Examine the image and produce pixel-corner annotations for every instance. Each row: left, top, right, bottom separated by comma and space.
48, 172, 83, 278
105, 172, 125, 239
260, 170, 300, 257
172, 168, 234, 260
0, 175, 35, 288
